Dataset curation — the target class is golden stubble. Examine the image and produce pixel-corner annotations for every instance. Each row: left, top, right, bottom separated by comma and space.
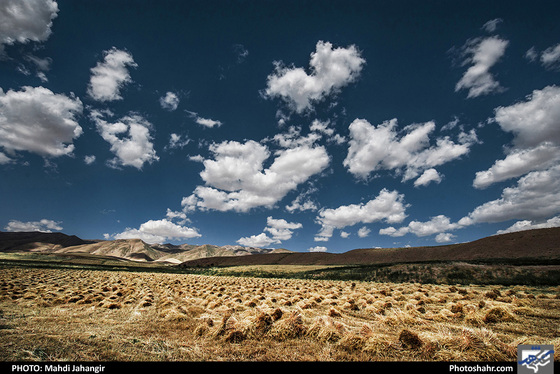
1, 266, 559, 361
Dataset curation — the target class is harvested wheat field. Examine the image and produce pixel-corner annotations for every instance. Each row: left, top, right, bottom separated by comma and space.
1, 265, 559, 362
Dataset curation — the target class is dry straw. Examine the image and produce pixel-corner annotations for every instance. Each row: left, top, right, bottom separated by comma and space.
1, 266, 559, 361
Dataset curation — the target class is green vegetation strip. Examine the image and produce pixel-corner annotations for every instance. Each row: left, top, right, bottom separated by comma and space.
1, 252, 559, 286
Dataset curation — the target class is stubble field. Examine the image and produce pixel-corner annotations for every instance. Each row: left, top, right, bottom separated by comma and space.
1, 265, 559, 361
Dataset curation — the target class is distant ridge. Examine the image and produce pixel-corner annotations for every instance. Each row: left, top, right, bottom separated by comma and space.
1, 227, 559, 266
0, 231, 93, 251
0, 231, 282, 263
178, 227, 560, 267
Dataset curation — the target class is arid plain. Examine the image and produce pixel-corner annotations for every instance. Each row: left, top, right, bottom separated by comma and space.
1, 265, 559, 361
1, 228, 559, 361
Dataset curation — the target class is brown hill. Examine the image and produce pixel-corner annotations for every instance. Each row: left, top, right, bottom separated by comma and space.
0, 231, 279, 263
58, 239, 163, 262
154, 244, 273, 263
0, 231, 93, 252
2, 227, 559, 267
179, 227, 560, 267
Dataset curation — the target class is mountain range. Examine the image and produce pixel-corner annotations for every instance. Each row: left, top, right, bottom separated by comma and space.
1, 227, 559, 267
0, 231, 290, 264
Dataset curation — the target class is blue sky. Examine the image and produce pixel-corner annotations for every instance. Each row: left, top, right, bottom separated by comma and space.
1, 0, 560, 253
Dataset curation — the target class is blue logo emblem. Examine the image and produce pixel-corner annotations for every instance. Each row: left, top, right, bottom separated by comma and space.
518, 345, 554, 374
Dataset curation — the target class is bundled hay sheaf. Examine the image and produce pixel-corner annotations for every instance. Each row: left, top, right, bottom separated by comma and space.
483, 307, 516, 324
268, 310, 306, 341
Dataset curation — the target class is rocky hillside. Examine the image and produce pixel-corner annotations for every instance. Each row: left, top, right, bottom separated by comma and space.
0, 231, 281, 263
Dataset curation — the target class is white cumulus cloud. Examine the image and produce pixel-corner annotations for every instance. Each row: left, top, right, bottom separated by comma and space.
0, 0, 59, 53
464, 165, 560, 225
474, 85, 560, 188
315, 189, 407, 241
237, 233, 279, 248
159, 92, 179, 111
166, 133, 190, 150
84, 155, 96, 165
435, 233, 456, 243
183, 139, 330, 213
357, 226, 371, 238
379, 215, 461, 239
414, 168, 443, 187
493, 85, 560, 148
90, 109, 159, 170
264, 216, 303, 241
285, 186, 318, 213
343, 118, 474, 183
541, 43, 560, 71
5, 219, 62, 232
87, 47, 137, 102
525, 43, 560, 71
481, 18, 503, 33
497, 216, 560, 234
0, 86, 83, 159
473, 143, 560, 189
264, 41, 365, 113
237, 216, 302, 247
112, 219, 201, 244
455, 36, 509, 98
186, 110, 222, 128
308, 246, 328, 253
0, 152, 12, 164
